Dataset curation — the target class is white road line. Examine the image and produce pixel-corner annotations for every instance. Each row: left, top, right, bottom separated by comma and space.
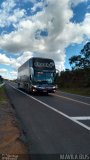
8, 84, 90, 131
53, 93, 90, 106
71, 116, 90, 120
0, 83, 5, 88
57, 91, 90, 99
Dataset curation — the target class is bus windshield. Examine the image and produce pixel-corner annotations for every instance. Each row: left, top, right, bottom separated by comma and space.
34, 71, 54, 84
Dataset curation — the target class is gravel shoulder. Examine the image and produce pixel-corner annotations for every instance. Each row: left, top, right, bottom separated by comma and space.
0, 86, 29, 159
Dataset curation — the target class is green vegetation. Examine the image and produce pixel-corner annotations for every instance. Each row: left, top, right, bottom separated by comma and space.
60, 88, 90, 97
57, 42, 90, 97
0, 75, 3, 84
0, 87, 6, 103
69, 42, 90, 70
57, 68, 90, 88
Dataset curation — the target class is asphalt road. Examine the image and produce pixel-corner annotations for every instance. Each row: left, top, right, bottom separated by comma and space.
5, 82, 90, 159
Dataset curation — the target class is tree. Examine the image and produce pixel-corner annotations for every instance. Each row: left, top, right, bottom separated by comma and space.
69, 55, 81, 70
69, 42, 90, 70
80, 42, 90, 68
0, 75, 3, 83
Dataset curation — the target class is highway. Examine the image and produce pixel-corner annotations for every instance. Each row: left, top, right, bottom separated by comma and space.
5, 82, 90, 159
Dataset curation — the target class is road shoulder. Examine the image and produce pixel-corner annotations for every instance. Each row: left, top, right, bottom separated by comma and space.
0, 85, 29, 159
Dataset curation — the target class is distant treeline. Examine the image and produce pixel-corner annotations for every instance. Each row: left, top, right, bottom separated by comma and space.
56, 68, 90, 88
56, 42, 90, 89
0, 75, 3, 83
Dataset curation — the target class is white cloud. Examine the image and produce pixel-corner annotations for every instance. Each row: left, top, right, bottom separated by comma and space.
0, 0, 26, 27
0, 0, 90, 74
10, 71, 17, 77
0, 68, 9, 80
0, 68, 7, 73
8, 8, 26, 24
82, 13, 90, 37
1, 0, 16, 12
0, 53, 18, 76
0, 51, 33, 79
31, 2, 44, 12
15, 51, 33, 68
0, 0, 73, 60
0, 53, 12, 65
0, 51, 33, 69
0, 70, 16, 80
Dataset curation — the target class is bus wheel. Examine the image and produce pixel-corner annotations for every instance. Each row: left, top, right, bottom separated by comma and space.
29, 87, 33, 94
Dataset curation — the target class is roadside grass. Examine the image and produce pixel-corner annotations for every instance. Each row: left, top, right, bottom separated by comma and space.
59, 88, 90, 97
0, 86, 6, 103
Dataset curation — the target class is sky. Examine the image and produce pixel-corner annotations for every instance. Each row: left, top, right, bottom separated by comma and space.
0, 0, 90, 80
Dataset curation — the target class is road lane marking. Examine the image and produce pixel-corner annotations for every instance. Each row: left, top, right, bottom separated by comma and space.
53, 93, 90, 106
71, 116, 90, 120
57, 91, 90, 99
8, 84, 90, 131
0, 82, 5, 88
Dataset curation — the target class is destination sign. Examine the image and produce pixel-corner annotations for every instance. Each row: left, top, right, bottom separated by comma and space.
34, 61, 55, 68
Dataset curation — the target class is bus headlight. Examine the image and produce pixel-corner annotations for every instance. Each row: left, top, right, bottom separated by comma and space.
33, 85, 37, 88
53, 86, 56, 89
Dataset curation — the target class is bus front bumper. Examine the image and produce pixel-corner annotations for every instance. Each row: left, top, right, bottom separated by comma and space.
32, 85, 57, 93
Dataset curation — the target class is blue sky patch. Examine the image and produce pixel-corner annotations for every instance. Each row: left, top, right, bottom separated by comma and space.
71, 1, 90, 23
35, 29, 48, 39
